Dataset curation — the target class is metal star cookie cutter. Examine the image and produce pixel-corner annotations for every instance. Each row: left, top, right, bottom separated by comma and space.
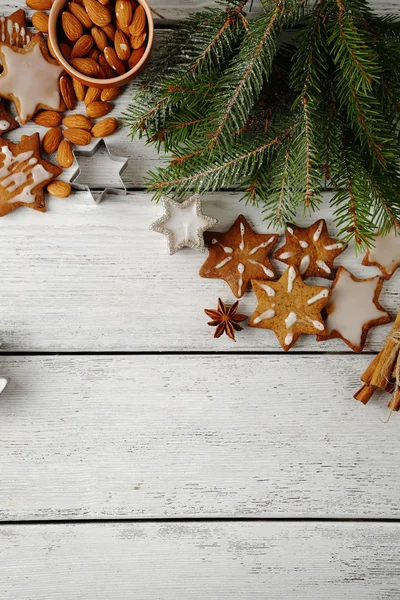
70, 138, 129, 204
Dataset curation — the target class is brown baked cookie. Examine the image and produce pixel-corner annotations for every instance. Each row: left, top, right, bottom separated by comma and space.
249, 266, 331, 351
0, 100, 18, 135
0, 10, 30, 49
273, 219, 346, 279
362, 227, 400, 280
0, 34, 64, 124
317, 266, 391, 352
0, 132, 62, 217
200, 214, 278, 298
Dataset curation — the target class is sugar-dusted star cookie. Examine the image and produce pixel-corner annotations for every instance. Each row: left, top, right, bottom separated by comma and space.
150, 194, 217, 254
200, 214, 278, 298
0, 132, 62, 216
0, 10, 31, 49
362, 227, 400, 280
0, 34, 63, 124
0, 100, 18, 135
273, 219, 346, 279
249, 266, 331, 351
317, 266, 391, 352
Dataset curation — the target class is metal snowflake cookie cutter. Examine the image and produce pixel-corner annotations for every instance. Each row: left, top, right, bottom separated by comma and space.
69, 138, 129, 204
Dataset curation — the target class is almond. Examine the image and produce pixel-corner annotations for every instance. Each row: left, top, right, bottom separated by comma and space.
70, 57, 101, 77
71, 34, 94, 57
114, 29, 130, 61
88, 47, 100, 62
129, 32, 146, 50
84, 86, 101, 105
63, 114, 93, 131
129, 4, 146, 36
47, 181, 72, 198
57, 140, 75, 168
32, 11, 49, 33
86, 101, 113, 118
115, 0, 132, 29
115, 18, 130, 37
102, 23, 116, 40
104, 46, 125, 75
91, 117, 118, 138
62, 11, 84, 41
26, 0, 52, 8
72, 78, 87, 101
42, 127, 63, 154
82, 0, 112, 28
60, 75, 76, 111
60, 42, 72, 61
33, 111, 63, 127
98, 53, 114, 78
63, 128, 92, 145
98, 0, 110, 5
68, 2, 93, 28
100, 87, 121, 101
127, 44, 145, 69
91, 26, 108, 51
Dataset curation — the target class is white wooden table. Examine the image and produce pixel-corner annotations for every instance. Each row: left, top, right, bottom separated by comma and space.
1, 1, 400, 598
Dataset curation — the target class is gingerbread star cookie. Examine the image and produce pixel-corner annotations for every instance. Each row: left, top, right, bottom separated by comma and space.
317, 266, 391, 352
200, 215, 278, 298
0, 34, 63, 125
273, 220, 346, 279
0, 100, 18, 135
0, 132, 62, 216
0, 10, 31, 49
249, 266, 331, 351
362, 227, 400, 280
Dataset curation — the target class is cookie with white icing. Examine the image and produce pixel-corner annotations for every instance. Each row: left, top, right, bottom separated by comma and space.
273, 219, 346, 279
362, 227, 400, 280
0, 100, 18, 135
317, 266, 391, 352
0, 132, 62, 216
0, 10, 31, 50
249, 266, 331, 351
200, 214, 278, 298
0, 34, 63, 125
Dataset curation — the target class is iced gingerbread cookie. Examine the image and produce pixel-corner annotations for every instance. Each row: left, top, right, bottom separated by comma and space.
200, 215, 278, 298
150, 195, 217, 254
273, 219, 346, 279
0, 100, 18, 135
249, 266, 331, 351
0, 34, 63, 125
0, 10, 31, 49
0, 132, 62, 217
317, 266, 391, 352
362, 227, 400, 280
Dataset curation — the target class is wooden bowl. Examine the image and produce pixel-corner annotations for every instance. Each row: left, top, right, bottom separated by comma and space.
49, 0, 154, 89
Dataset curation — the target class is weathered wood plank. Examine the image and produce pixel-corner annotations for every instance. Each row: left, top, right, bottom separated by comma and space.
1, 521, 399, 599
0, 354, 399, 520
0, 192, 397, 352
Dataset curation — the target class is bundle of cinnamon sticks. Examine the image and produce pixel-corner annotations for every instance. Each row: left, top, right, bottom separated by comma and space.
355, 311, 400, 411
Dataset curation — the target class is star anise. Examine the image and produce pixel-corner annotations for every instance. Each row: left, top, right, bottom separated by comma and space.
205, 298, 248, 342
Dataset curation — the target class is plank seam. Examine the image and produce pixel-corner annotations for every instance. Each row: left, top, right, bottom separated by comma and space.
1, 517, 399, 525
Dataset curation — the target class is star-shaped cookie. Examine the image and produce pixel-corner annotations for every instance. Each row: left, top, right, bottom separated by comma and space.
150, 195, 217, 254
317, 266, 391, 352
249, 266, 331, 351
200, 215, 278, 298
0, 10, 30, 49
362, 227, 400, 280
0, 132, 62, 216
0, 34, 63, 124
273, 219, 346, 279
0, 100, 18, 135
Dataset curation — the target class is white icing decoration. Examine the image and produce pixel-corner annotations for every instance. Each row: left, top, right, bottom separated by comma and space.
0, 120, 10, 131
367, 228, 400, 276
316, 259, 331, 274
278, 251, 292, 260
212, 238, 233, 253
248, 258, 274, 277
215, 256, 232, 269
0, 145, 51, 204
237, 263, 245, 296
325, 243, 343, 251
287, 227, 294, 234
325, 269, 388, 348
307, 318, 324, 331
307, 289, 329, 305
299, 240, 308, 248
299, 254, 310, 274
284, 333, 293, 346
0, 42, 63, 122
285, 312, 297, 329
7, 18, 13, 45
248, 239, 273, 255
258, 283, 275, 296
239, 221, 245, 251
254, 309, 275, 324
313, 221, 324, 242
287, 266, 296, 293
